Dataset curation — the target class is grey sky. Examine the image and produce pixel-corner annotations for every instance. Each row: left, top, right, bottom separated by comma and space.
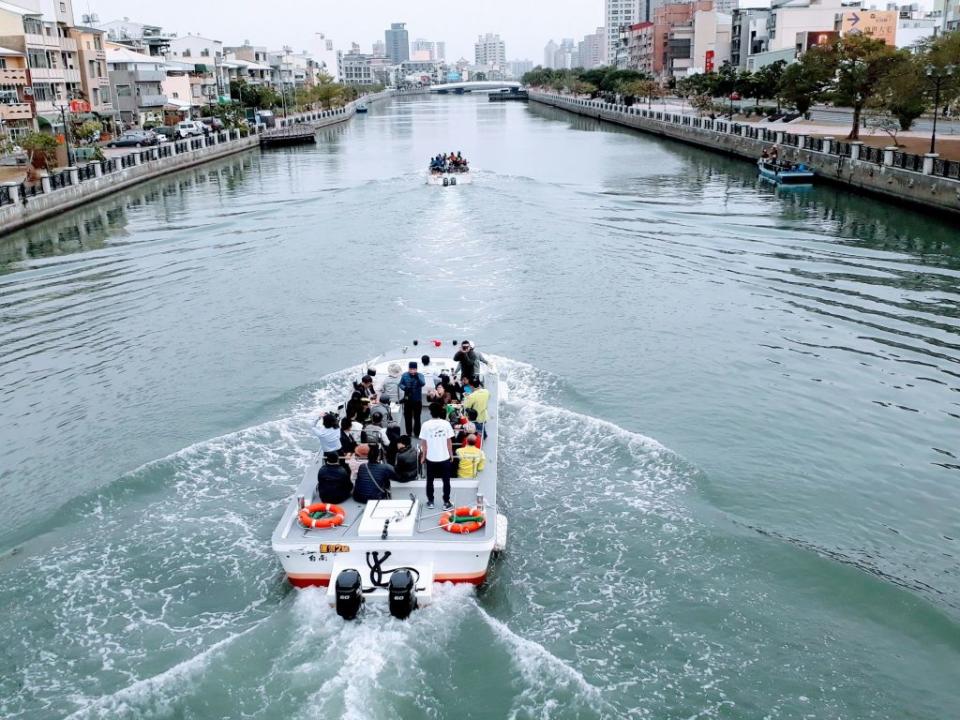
85, 0, 604, 63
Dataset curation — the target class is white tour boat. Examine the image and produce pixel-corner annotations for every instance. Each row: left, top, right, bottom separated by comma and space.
271, 341, 506, 620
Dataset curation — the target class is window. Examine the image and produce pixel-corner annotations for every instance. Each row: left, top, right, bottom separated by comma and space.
200, 48, 209, 57
60, 2, 66, 12
0, 59, 6, 69
27, 50, 48, 69
115, 84, 131, 97
23, 17, 43, 34
94, 35, 102, 50
182, 49, 191, 57
31, 82, 55, 101
92, 88, 99, 104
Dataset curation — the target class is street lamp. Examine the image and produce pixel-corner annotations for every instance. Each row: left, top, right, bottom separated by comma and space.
926, 64, 956, 155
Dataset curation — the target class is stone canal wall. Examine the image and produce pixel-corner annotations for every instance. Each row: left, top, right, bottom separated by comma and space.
530, 91, 960, 218
0, 91, 395, 237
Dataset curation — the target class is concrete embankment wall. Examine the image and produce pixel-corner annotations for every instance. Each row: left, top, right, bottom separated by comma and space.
0, 91, 396, 236
530, 91, 960, 219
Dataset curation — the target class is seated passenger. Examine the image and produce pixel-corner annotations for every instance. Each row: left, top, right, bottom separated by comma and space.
352, 443, 396, 503
316, 451, 352, 504
454, 421, 477, 449
369, 396, 393, 424
394, 435, 420, 482
455, 435, 486, 478
359, 374, 378, 401
339, 416, 358, 457
362, 411, 391, 446
310, 412, 341, 453
345, 391, 366, 423
347, 443, 369, 480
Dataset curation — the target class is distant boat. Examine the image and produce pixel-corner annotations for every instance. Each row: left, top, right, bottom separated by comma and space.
757, 159, 814, 186
355, 105, 368, 114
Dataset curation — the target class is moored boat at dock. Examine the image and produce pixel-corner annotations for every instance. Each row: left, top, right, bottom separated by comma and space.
757, 158, 815, 186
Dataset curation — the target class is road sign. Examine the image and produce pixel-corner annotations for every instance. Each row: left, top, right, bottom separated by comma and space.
841, 10, 896, 45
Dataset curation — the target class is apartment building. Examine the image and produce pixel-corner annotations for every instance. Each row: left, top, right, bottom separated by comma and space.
606, 0, 642, 64
106, 43, 166, 125
652, 0, 714, 79
623, 22, 655, 75
0, 45, 32, 139
95, 17, 171, 57
474, 33, 506, 67
0, 1, 83, 133
224, 43, 271, 86
578, 27, 607, 69
70, 24, 112, 118
167, 35, 227, 107
730, 7, 772, 68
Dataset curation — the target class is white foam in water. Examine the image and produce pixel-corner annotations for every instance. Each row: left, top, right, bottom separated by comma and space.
1, 357, 709, 720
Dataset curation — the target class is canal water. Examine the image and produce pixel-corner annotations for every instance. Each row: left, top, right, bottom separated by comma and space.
1, 95, 959, 719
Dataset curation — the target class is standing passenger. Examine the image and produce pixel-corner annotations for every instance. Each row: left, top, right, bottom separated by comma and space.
453, 340, 490, 383
419, 401, 454, 509
379, 363, 403, 404
399, 361, 426, 438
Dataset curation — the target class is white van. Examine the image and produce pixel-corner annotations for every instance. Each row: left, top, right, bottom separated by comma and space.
176, 120, 206, 139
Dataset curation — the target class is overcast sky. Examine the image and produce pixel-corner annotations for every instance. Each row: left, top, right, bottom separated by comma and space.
84, 0, 604, 62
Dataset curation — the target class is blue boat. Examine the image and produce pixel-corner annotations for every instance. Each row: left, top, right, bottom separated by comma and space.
355, 105, 368, 114
757, 159, 814, 186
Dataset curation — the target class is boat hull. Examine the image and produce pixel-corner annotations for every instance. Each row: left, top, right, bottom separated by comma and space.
757, 159, 814, 186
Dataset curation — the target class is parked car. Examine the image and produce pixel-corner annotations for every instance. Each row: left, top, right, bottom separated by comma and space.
176, 120, 206, 139
200, 117, 224, 132
105, 130, 159, 148
152, 125, 177, 140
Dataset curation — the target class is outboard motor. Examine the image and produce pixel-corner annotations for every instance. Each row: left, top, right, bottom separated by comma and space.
388, 569, 418, 620
442, 177, 449, 187
450, 177, 457, 186
335, 569, 363, 620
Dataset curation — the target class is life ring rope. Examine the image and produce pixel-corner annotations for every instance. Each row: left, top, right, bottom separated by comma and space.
299, 502, 346, 529
439, 506, 485, 534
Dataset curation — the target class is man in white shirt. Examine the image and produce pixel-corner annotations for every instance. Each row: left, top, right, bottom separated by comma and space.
418, 401, 454, 509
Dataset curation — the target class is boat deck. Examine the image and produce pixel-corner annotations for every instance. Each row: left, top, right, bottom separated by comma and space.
272, 348, 499, 550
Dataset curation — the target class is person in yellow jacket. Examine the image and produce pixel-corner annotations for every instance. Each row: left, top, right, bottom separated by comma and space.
463, 382, 490, 439
455, 435, 486, 478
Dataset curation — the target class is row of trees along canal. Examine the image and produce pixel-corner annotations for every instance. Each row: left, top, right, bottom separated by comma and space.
523, 31, 960, 144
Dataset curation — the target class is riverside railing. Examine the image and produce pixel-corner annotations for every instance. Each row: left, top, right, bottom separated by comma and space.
532, 92, 960, 183
0, 126, 264, 209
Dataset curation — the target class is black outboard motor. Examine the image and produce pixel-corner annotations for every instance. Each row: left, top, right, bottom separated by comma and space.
388, 570, 418, 620
335, 569, 363, 620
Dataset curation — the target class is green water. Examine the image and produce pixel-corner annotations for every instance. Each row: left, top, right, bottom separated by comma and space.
1, 95, 958, 719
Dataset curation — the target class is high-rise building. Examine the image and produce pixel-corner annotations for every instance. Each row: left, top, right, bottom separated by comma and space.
372, 40, 386, 56
578, 27, 607, 69
507, 59, 534, 79
474, 33, 506, 67
556, 38, 578, 69
410, 38, 435, 61
543, 39, 559, 68
605, 0, 642, 64
385, 22, 409, 63
436, 41, 446, 60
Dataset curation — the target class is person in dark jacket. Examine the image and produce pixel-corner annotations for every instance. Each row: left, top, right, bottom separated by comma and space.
316, 451, 352, 504
338, 417, 357, 458
398, 361, 426, 438
453, 340, 489, 382
393, 435, 420, 482
352, 444, 397, 503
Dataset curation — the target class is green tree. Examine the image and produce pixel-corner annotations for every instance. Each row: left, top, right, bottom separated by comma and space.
777, 51, 833, 115
20, 132, 58, 170
874, 54, 927, 130
820, 35, 900, 140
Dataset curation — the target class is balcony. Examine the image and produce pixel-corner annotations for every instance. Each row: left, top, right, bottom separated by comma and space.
137, 93, 167, 107
132, 69, 166, 83
27, 67, 63, 80
24, 32, 60, 49
59, 37, 78, 52
64, 68, 81, 82
0, 103, 33, 120
0, 68, 27, 84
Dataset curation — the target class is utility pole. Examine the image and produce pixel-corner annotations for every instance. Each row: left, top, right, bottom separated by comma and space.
53, 98, 72, 166
926, 64, 956, 155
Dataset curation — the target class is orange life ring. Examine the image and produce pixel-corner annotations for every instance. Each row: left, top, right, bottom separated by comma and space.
439, 506, 485, 534
299, 502, 346, 529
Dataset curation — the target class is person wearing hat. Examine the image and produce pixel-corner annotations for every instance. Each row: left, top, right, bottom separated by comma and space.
316, 451, 352, 504
453, 340, 490, 383
398, 361, 426, 438
378, 363, 403, 404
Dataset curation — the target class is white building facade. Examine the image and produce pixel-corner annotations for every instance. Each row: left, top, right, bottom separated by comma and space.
474, 33, 506, 67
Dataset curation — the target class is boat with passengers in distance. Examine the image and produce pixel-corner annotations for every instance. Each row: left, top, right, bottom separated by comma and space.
427, 152, 472, 186
271, 340, 506, 620
757, 158, 815, 186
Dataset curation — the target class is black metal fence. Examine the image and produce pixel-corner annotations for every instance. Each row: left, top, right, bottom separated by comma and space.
541, 94, 959, 186
0, 128, 257, 208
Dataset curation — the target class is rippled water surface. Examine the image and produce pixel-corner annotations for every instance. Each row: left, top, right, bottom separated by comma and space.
1, 95, 959, 719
